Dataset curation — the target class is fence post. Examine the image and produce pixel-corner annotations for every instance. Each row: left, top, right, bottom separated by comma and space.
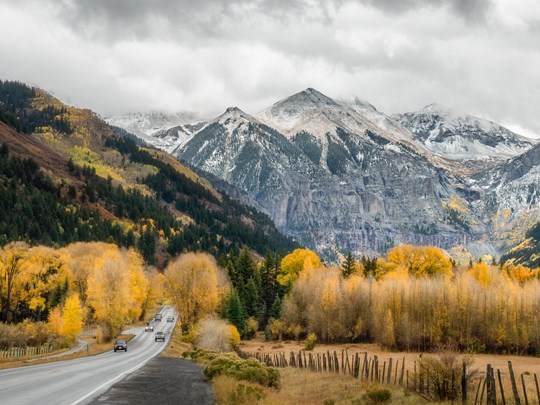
474, 378, 483, 405
534, 374, 540, 405
462, 362, 468, 404
486, 364, 496, 405
497, 369, 506, 405
508, 361, 522, 405
520, 374, 529, 405
400, 357, 405, 385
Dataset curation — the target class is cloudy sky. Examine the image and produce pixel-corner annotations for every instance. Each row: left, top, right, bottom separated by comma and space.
0, 0, 539, 136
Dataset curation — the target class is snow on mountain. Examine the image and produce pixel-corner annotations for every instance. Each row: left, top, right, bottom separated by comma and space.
110, 88, 540, 260
255, 88, 413, 145
106, 111, 204, 153
395, 103, 535, 162
175, 90, 484, 258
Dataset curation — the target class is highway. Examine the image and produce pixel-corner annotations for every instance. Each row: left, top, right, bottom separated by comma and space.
0, 307, 177, 405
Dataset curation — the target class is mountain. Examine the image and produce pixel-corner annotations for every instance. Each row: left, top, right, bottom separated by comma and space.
175, 89, 489, 259
104, 87, 540, 260
105, 111, 205, 153
475, 142, 540, 254
501, 222, 540, 268
395, 103, 534, 163
0, 80, 298, 265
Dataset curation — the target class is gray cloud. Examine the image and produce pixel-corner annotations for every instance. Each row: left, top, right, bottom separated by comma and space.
56, 0, 489, 43
360, 0, 492, 22
0, 0, 538, 137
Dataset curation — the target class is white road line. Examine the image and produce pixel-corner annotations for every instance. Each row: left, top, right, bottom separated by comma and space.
69, 348, 159, 405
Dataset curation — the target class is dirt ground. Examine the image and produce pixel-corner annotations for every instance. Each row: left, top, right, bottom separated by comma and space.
239, 339, 540, 376
239, 338, 540, 402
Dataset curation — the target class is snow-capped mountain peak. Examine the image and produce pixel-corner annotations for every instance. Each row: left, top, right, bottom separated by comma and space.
255, 88, 414, 146
396, 104, 535, 162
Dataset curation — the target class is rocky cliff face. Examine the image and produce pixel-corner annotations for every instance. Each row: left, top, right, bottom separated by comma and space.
177, 90, 488, 257
475, 143, 540, 252
112, 89, 538, 259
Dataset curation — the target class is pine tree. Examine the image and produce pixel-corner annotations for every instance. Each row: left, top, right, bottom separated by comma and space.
269, 295, 282, 320
342, 252, 357, 278
225, 289, 247, 335
244, 277, 260, 318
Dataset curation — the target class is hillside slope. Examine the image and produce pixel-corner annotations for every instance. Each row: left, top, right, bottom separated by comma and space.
0, 81, 297, 264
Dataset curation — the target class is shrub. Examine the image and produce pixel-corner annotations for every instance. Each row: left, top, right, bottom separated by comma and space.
204, 355, 280, 388
229, 325, 241, 347
419, 350, 476, 401
227, 383, 266, 404
245, 317, 258, 339
304, 333, 317, 351
194, 318, 234, 352
362, 387, 392, 404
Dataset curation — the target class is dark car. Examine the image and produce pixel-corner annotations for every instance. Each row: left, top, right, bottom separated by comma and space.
114, 339, 127, 352
155, 331, 165, 342
155, 314, 162, 322
166, 316, 174, 322
144, 323, 154, 332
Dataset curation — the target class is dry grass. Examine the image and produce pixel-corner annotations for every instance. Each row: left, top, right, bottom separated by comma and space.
239, 339, 540, 403
212, 368, 433, 405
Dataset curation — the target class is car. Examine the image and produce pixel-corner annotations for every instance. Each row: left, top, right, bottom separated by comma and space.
155, 314, 162, 322
166, 316, 174, 322
155, 331, 165, 342
144, 323, 154, 332
114, 339, 127, 352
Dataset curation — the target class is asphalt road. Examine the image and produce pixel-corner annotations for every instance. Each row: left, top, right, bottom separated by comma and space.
0, 307, 177, 405
90, 357, 214, 405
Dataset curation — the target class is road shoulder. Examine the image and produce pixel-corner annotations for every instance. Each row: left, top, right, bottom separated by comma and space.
90, 356, 214, 405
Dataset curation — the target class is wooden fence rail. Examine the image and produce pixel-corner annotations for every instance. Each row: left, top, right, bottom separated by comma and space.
0, 345, 54, 358
237, 349, 540, 405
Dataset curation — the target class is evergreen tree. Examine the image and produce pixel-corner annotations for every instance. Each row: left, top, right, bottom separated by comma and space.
342, 252, 357, 278
224, 289, 247, 335
269, 295, 282, 320
244, 277, 260, 318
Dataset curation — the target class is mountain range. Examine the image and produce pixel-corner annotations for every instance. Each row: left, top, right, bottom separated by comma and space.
108, 88, 539, 261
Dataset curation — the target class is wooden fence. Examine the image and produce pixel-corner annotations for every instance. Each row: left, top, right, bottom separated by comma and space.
0, 345, 54, 358
238, 349, 540, 404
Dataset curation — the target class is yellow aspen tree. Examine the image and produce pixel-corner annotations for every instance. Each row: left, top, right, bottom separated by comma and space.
469, 262, 491, 286
125, 249, 148, 321
164, 253, 229, 325
61, 294, 84, 339
278, 248, 321, 286
86, 246, 130, 339
0, 242, 29, 322
48, 306, 63, 336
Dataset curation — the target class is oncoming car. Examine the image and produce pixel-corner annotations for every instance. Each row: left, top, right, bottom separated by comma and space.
114, 339, 127, 352
144, 323, 154, 332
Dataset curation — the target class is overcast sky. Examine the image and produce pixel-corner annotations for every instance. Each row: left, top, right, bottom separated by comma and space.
0, 0, 539, 136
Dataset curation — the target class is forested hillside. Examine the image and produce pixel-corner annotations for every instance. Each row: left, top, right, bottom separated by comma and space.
501, 222, 540, 268
0, 80, 297, 266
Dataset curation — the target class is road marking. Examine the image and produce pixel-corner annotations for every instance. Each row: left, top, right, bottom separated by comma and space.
69, 347, 161, 405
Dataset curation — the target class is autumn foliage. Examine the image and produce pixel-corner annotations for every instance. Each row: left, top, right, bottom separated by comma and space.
164, 252, 229, 326
0, 242, 157, 342
281, 245, 540, 354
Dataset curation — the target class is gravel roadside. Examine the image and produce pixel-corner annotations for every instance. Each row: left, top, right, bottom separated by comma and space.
90, 356, 215, 405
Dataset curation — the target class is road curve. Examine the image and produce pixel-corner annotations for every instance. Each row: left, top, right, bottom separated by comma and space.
0, 307, 176, 405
